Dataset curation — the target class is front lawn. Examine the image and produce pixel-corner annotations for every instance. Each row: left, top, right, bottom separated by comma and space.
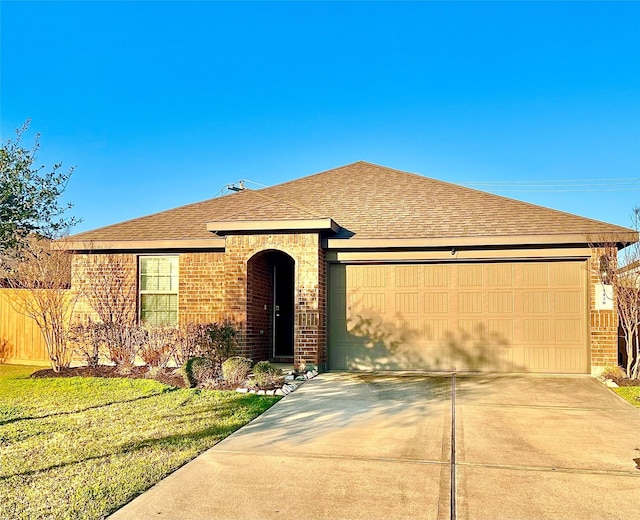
614, 386, 640, 408
0, 364, 280, 520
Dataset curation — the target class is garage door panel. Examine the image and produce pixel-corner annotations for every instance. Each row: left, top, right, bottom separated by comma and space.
554, 319, 583, 342
487, 319, 514, 342
458, 264, 483, 286
523, 319, 551, 342
425, 292, 448, 313
522, 263, 550, 285
458, 292, 483, 313
554, 291, 582, 313
395, 292, 419, 314
523, 291, 550, 313
523, 347, 552, 370
424, 319, 449, 341
487, 264, 514, 286
488, 292, 514, 314
328, 261, 588, 373
555, 348, 585, 371
395, 265, 420, 287
551, 262, 582, 286
348, 292, 387, 314
424, 265, 448, 286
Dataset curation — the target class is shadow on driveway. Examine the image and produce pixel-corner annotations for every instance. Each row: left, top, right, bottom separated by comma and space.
109, 372, 640, 520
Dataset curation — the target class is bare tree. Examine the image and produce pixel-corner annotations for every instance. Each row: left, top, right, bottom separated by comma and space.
3, 238, 78, 372
72, 252, 139, 366
74, 251, 137, 325
593, 208, 640, 379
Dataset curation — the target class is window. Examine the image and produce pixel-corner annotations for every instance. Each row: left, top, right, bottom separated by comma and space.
139, 256, 178, 326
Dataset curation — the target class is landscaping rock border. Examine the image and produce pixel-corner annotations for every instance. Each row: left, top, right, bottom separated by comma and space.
236, 369, 319, 396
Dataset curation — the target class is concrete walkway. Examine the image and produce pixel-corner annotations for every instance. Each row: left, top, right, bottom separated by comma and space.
108, 373, 640, 520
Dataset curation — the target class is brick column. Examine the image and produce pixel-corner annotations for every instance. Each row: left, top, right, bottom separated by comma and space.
588, 248, 619, 374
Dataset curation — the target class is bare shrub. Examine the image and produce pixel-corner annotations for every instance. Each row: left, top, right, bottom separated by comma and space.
0, 338, 10, 364
103, 323, 146, 367
141, 326, 177, 368
2, 238, 78, 372
74, 252, 136, 325
68, 319, 103, 367
74, 252, 139, 367
174, 323, 209, 366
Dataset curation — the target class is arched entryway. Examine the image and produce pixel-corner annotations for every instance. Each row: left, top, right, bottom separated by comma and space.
246, 250, 295, 362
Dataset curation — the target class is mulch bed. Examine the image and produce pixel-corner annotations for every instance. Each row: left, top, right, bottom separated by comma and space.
31, 366, 188, 388
607, 376, 640, 387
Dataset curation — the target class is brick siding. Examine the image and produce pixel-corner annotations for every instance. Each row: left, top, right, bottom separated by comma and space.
588, 247, 618, 372
70, 243, 618, 374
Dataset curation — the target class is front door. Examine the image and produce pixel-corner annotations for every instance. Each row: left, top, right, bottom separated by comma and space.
273, 261, 294, 359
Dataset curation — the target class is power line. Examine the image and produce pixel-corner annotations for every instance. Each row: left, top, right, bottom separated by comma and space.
459, 177, 640, 193
462, 177, 640, 185
469, 187, 640, 193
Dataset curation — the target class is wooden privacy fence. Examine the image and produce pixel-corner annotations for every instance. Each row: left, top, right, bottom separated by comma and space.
0, 289, 50, 365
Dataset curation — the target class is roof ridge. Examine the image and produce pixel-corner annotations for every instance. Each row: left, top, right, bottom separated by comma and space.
251, 161, 372, 194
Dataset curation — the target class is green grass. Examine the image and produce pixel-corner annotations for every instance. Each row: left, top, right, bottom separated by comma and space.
0, 364, 280, 520
614, 386, 640, 408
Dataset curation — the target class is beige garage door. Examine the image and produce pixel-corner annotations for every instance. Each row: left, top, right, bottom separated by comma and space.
328, 261, 588, 373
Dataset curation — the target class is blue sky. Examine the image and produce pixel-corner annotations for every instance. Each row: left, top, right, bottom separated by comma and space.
2, 1, 639, 234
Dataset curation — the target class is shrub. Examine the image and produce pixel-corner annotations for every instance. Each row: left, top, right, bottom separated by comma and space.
251, 361, 283, 389
602, 365, 625, 379
68, 320, 104, 368
140, 326, 178, 368
181, 357, 218, 388
0, 338, 10, 364
174, 322, 239, 366
103, 323, 147, 367
206, 322, 238, 362
174, 323, 209, 366
222, 356, 252, 387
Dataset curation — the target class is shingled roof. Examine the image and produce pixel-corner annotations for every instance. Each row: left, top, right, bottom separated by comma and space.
68, 161, 634, 246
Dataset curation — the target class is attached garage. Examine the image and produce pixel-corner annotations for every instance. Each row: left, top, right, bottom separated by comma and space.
328, 260, 588, 373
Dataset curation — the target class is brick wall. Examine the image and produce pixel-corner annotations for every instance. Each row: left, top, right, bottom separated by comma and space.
246, 252, 271, 361
588, 247, 618, 373
70, 235, 327, 369
178, 252, 227, 325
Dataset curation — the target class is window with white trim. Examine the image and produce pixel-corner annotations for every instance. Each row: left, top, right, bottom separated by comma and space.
139, 256, 179, 326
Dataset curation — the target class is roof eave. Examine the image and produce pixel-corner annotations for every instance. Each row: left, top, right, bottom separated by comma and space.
53, 238, 226, 252
325, 232, 639, 250
206, 218, 340, 235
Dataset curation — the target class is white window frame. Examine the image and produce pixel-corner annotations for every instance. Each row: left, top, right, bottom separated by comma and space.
138, 255, 179, 327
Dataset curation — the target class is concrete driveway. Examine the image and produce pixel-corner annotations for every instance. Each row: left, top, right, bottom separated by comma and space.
109, 373, 640, 520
